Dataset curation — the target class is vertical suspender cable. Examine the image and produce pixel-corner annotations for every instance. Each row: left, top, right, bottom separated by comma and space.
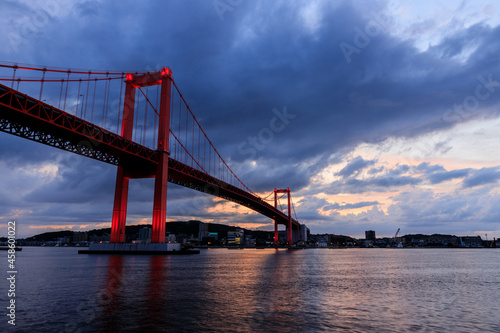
134, 90, 139, 142
185, 104, 188, 164
142, 86, 149, 145
76, 79, 82, 116
63, 70, 70, 110
178, 96, 182, 161
58, 79, 63, 109
102, 73, 109, 128
116, 72, 125, 135
155, 84, 160, 149
39, 68, 46, 101
84, 72, 91, 119
192, 116, 195, 167
11, 65, 17, 89
116, 73, 124, 135
104, 75, 111, 129
91, 78, 97, 123
198, 128, 201, 171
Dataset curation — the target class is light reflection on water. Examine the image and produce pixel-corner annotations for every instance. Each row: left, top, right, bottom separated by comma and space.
11, 248, 500, 332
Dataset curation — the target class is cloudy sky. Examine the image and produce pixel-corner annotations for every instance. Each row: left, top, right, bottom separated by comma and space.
1, 0, 500, 239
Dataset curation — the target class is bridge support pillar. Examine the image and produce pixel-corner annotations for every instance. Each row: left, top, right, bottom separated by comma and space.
151, 74, 172, 243
110, 166, 129, 243
110, 80, 136, 243
110, 69, 172, 244
274, 188, 294, 245
287, 188, 292, 245
274, 221, 278, 246
151, 152, 168, 243
274, 189, 278, 246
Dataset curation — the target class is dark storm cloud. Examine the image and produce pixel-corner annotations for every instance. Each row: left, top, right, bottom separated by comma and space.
0, 134, 60, 165
387, 186, 500, 230
462, 167, 500, 188
337, 156, 376, 178
323, 173, 422, 195
22, 156, 115, 204
428, 168, 471, 184
323, 201, 379, 211
415, 162, 446, 174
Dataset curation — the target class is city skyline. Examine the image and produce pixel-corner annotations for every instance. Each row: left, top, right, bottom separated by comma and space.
1, 0, 500, 239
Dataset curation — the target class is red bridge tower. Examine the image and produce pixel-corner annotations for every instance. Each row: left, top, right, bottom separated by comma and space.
110, 69, 172, 243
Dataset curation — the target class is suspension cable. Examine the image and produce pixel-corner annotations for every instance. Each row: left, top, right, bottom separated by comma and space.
291, 196, 299, 221
171, 78, 255, 196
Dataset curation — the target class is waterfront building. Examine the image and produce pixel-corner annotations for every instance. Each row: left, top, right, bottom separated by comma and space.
72, 232, 88, 243
89, 233, 110, 243
57, 237, 70, 245
138, 227, 152, 242
227, 229, 244, 245
300, 224, 310, 242
365, 230, 376, 241
198, 222, 210, 241
460, 236, 483, 247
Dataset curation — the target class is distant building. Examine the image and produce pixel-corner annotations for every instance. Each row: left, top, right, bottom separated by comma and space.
72, 232, 88, 243
166, 234, 176, 243
329, 235, 354, 247
57, 237, 70, 244
460, 236, 482, 247
198, 222, 210, 241
138, 227, 152, 242
176, 234, 189, 244
89, 233, 110, 243
300, 224, 310, 242
365, 230, 376, 241
315, 234, 329, 248
364, 240, 374, 248
227, 229, 244, 245
427, 235, 458, 247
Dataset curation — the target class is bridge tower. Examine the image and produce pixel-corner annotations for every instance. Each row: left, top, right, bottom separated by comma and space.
110, 69, 172, 243
274, 188, 293, 245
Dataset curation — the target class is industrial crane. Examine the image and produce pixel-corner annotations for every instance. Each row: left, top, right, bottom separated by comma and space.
393, 228, 401, 247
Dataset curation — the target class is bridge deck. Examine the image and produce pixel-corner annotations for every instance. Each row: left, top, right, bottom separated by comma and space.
0, 83, 299, 227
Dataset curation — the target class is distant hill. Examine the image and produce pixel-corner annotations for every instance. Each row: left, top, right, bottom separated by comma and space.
19, 220, 273, 242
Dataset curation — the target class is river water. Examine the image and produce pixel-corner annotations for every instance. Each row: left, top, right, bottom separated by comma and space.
3, 247, 499, 332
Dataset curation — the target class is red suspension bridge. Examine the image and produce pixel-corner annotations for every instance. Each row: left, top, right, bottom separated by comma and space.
0, 62, 305, 245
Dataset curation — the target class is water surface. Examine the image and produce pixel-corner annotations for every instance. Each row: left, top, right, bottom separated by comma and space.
5, 247, 500, 332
